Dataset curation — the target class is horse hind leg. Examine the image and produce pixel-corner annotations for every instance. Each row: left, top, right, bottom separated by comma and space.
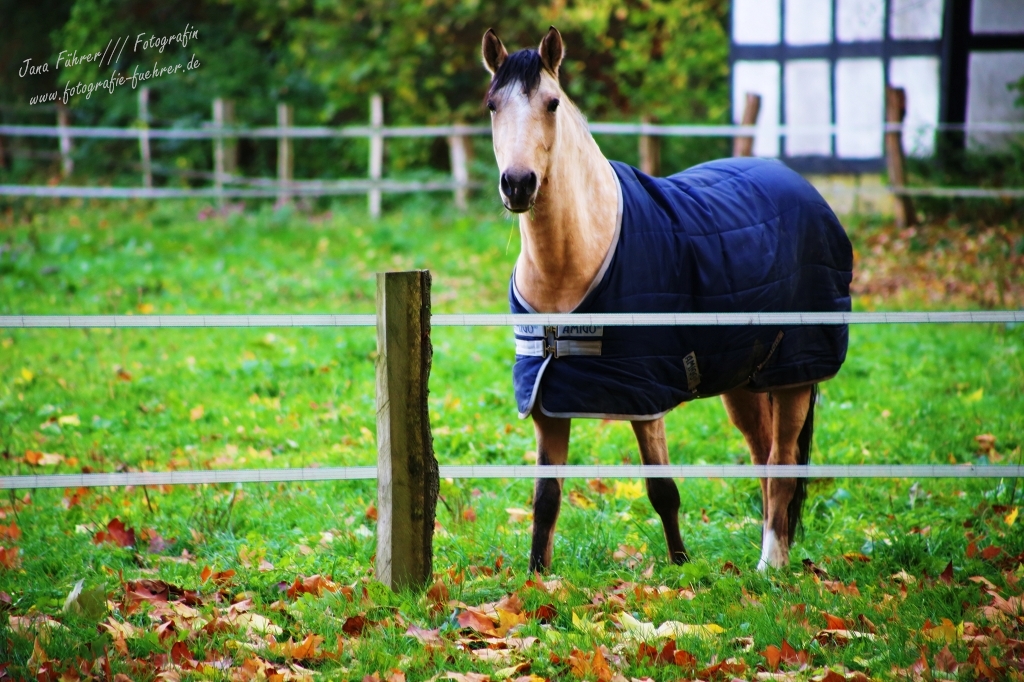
631, 417, 688, 564
759, 385, 815, 570
529, 410, 571, 573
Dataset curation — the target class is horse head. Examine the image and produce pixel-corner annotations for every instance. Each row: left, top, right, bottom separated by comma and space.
482, 27, 566, 213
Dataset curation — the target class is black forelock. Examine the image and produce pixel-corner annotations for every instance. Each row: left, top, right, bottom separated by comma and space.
487, 48, 544, 100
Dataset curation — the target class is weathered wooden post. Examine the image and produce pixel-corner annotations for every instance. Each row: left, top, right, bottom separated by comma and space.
56, 103, 73, 177
885, 86, 916, 229
448, 133, 469, 210
638, 116, 660, 176
375, 270, 438, 591
369, 94, 384, 219
212, 98, 237, 202
732, 93, 761, 157
138, 87, 153, 189
277, 103, 294, 207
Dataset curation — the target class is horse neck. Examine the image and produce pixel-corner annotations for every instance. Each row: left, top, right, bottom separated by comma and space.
516, 106, 618, 313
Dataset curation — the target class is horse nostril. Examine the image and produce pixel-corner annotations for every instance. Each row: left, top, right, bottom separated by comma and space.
525, 172, 537, 194
500, 172, 512, 196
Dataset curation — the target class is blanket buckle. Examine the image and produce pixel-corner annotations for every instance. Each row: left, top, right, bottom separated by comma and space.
544, 326, 557, 358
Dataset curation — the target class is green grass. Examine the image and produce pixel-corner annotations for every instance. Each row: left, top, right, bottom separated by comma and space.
1, 196, 1023, 680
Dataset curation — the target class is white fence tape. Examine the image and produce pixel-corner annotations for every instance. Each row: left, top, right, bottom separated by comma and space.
2, 465, 1023, 490
3, 122, 1022, 140
2, 311, 1022, 329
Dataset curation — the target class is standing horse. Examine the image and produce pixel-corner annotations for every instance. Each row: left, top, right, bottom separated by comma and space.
483, 28, 852, 571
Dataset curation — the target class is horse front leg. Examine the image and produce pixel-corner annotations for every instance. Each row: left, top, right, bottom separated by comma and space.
631, 417, 688, 564
529, 410, 570, 573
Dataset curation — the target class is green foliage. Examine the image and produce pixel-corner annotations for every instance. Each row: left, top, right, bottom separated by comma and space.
2, 1, 731, 184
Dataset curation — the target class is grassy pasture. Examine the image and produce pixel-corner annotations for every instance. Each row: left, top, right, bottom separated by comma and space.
0, 197, 1022, 680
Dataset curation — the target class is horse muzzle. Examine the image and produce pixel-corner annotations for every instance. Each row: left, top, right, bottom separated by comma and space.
500, 169, 538, 213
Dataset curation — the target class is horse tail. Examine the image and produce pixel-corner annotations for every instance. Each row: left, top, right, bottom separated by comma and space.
788, 384, 816, 541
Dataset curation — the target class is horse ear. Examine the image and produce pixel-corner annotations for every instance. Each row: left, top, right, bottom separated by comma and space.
482, 29, 508, 75
538, 26, 564, 77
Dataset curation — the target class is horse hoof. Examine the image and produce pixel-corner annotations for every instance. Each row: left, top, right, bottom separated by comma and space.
671, 549, 689, 565
758, 529, 789, 570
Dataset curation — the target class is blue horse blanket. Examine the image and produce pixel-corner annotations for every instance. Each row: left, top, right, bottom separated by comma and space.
511, 157, 853, 420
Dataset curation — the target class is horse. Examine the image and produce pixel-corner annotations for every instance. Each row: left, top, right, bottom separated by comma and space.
482, 27, 853, 572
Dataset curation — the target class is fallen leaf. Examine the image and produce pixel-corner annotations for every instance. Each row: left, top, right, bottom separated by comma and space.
814, 629, 878, 646
505, 508, 531, 523
567, 489, 595, 509
24, 450, 64, 466
1005, 507, 1019, 526
189, 405, 204, 421
823, 612, 847, 630
0, 523, 20, 542
406, 623, 442, 644
457, 608, 495, 634
980, 545, 1003, 561
618, 612, 724, 640
93, 518, 136, 548
588, 479, 612, 495
933, 644, 958, 673
939, 561, 954, 585
568, 646, 614, 682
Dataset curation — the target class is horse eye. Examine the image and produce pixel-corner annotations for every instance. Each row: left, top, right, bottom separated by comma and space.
547, 98, 560, 113
487, 100, 497, 113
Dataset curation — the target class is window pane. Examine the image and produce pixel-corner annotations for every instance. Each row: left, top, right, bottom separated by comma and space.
733, 0, 781, 44
889, 57, 940, 157
785, 0, 832, 45
837, 0, 884, 42
835, 58, 884, 158
785, 60, 832, 155
733, 60, 781, 157
890, 0, 943, 40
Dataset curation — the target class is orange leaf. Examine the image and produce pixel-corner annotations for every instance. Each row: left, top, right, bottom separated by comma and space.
673, 647, 697, 668
200, 565, 213, 583
760, 644, 782, 672
980, 545, 1003, 561
780, 639, 809, 666
343, 614, 370, 636
457, 608, 495, 633
934, 644, 958, 673
0, 546, 21, 570
0, 523, 20, 542
823, 612, 847, 630
939, 561, 954, 585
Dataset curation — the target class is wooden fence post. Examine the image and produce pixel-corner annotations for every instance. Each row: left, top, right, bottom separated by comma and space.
885, 86, 916, 229
375, 270, 438, 591
277, 103, 294, 207
369, 94, 384, 219
213, 98, 237, 202
56, 103, 73, 178
638, 116, 660, 176
732, 93, 762, 157
448, 133, 469, 210
138, 87, 153, 189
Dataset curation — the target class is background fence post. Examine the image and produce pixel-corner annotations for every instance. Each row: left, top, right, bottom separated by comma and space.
732, 93, 761, 157
375, 270, 438, 592
138, 87, 153, 189
277, 103, 294, 207
369, 94, 384, 219
638, 116, 660, 176
885, 86, 916, 229
213, 98, 236, 203
448, 133, 469, 210
56, 103, 73, 178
